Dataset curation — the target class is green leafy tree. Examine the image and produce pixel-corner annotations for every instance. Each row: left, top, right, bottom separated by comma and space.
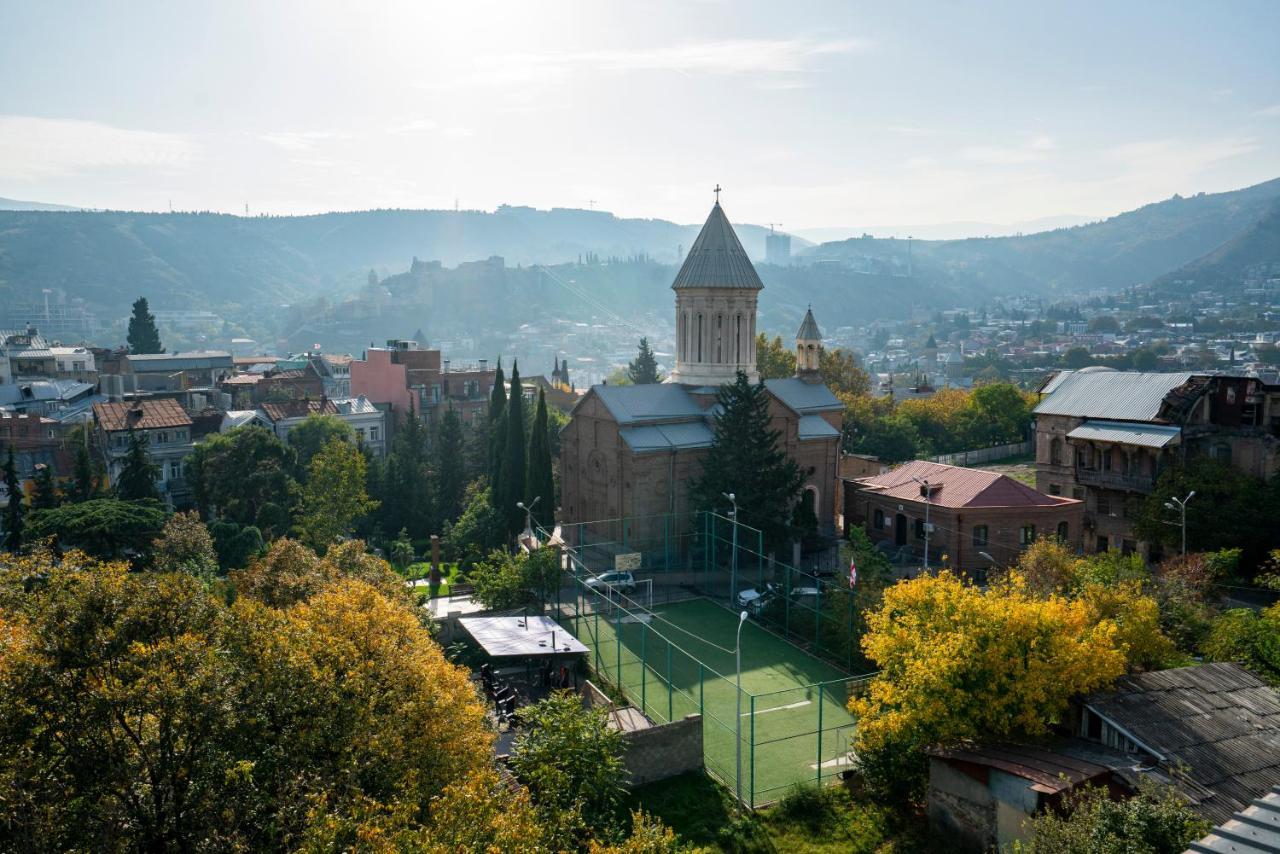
488, 359, 507, 493
3, 447, 21, 553
208, 520, 263, 569
187, 425, 297, 527
691, 371, 804, 555
510, 691, 628, 849
29, 465, 60, 511
1015, 781, 1211, 854
434, 407, 467, 525
126, 296, 164, 354
819, 348, 870, 396
151, 510, 219, 580
969, 382, 1033, 443
756, 333, 796, 380
469, 546, 562, 610
27, 498, 167, 559
443, 482, 505, 569
626, 337, 661, 385
297, 439, 379, 552
374, 401, 433, 541
115, 430, 160, 502
1201, 603, 1280, 685
525, 389, 556, 532
497, 361, 527, 538
390, 528, 415, 571
287, 414, 355, 476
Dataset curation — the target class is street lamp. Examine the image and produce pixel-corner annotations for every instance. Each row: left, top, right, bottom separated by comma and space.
723, 492, 739, 600
516, 496, 541, 537
1163, 490, 1196, 556
909, 476, 933, 571
735, 609, 748, 805
978, 551, 996, 586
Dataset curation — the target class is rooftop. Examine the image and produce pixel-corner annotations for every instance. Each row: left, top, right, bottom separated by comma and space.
857, 459, 1078, 509
1188, 785, 1280, 854
1034, 370, 1196, 421
763, 377, 843, 414
259, 398, 339, 422
1084, 662, 1280, 824
592, 383, 706, 425
796, 307, 822, 341
671, 203, 764, 291
93, 398, 193, 432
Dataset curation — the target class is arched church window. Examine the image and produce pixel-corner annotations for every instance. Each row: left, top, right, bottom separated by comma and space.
716, 314, 723, 363
697, 314, 703, 362
735, 314, 742, 363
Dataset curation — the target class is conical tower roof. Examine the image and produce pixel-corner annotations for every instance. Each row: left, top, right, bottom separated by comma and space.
671, 203, 764, 291
796, 307, 822, 341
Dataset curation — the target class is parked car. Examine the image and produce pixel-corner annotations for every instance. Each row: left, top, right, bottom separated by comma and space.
737, 583, 778, 614
584, 570, 636, 594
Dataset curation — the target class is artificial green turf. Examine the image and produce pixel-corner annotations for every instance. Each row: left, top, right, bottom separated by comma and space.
566, 597, 868, 806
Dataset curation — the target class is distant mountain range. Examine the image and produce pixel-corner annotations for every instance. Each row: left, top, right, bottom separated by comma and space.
801, 177, 1280, 297
794, 214, 1096, 243
0, 196, 81, 212
0, 178, 1277, 342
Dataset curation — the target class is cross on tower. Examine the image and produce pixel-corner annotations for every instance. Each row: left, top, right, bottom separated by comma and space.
713, 184, 722, 204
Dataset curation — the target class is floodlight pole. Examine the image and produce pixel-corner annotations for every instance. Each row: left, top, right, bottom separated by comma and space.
735, 609, 748, 805
723, 491, 738, 600
1164, 490, 1195, 556
910, 476, 932, 571
517, 496, 541, 538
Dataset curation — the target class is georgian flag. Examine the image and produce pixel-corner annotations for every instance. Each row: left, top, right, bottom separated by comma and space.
849, 555, 857, 588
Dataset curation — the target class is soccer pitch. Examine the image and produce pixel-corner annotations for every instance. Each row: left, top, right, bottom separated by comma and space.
565, 597, 864, 806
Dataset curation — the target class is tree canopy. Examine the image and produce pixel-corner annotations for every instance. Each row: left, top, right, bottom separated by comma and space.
286, 414, 355, 475
755, 333, 796, 380
126, 296, 164, 354
525, 388, 556, 532
27, 498, 167, 559
188, 425, 297, 531
297, 439, 378, 552
627, 337, 661, 384
114, 429, 161, 502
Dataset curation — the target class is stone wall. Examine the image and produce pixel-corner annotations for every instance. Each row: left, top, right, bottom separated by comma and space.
581, 681, 704, 787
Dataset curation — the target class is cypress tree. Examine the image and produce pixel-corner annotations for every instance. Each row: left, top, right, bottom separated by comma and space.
498, 360, 526, 537
126, 296, 164, 355
525, 388, 555, 533
30, 464, 60, 510
435, 406, 467, 524
487, 359, 507, 493
116, 429, 161, 502
72, 440, 98, 502
627, 337, 661, 384
690, 371, 805, 555
3, 447, 23, 552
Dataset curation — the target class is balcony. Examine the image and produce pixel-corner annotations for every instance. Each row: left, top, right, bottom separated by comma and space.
1076, 468, 1154, 493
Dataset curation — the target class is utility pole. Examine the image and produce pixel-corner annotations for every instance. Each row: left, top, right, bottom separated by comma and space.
724, 492, 739, 600
735, 608, 748, 805
1164, 490, 1196, 556
910, 476, 932, 571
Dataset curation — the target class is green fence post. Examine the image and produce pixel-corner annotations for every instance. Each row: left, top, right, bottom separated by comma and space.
816, 683, 825, 784
594, 610, 600, 674
640, 620, 647, 716
699, 662, 705, 714
667, 642, 673, 723
749, 694, 756, 809
615, 608, 623, 693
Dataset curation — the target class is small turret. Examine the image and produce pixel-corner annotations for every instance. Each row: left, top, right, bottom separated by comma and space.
795, 306, 822, 383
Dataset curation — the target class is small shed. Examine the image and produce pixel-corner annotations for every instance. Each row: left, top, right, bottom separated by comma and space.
458, 615, 588, 658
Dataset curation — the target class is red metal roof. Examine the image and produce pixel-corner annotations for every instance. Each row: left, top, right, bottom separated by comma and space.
857, 459, 1078, 509
93, 398, 193, 432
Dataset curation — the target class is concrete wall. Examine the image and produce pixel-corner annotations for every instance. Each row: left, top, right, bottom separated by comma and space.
580, 680, 704, 787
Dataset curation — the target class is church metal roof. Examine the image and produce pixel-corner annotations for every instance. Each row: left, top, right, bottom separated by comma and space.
796, 308, 822, 341
619, 422, 715, 453
594, 383, 705, 425
671, 203, 764, 291
763, 378, 843, 414
798, 414, 840, 441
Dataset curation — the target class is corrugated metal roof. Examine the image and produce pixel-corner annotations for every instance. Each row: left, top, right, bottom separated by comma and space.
1034, 370, 1196, 420
126, 351, 233, 371
1186, 786, 1280, 854
927, 741, 1116, 794
619, 421, 714, 453
1067, 420, 1182, 448
798, 414, 840, 440
332, 396, 379, 415
1086, 663, 1280, 825
594, 384, 705, 425
857, 459, 1078, 510
671, 203, 764, 291
764, 378, 843, 414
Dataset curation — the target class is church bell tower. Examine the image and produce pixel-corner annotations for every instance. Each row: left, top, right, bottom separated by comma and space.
668, 187, 763, 387
795, 306, 823, 384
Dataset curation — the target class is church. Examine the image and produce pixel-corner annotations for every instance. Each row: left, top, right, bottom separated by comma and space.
559, 197, 843, 539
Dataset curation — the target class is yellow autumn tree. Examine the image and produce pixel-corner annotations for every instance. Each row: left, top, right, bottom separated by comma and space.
849, 571, 1127, 800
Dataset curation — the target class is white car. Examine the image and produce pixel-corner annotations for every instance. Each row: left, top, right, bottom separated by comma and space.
585, 571, 636, 594
737, 584, 777, 613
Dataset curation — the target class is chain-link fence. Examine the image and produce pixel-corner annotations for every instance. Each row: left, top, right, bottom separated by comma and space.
545, 511, 876, 807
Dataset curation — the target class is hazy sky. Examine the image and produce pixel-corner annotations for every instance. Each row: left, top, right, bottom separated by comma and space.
2, 0, 1278, 229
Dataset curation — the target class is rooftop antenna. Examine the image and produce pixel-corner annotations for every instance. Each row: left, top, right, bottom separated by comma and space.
588, 199, 596, 210
768, 222, 782, 234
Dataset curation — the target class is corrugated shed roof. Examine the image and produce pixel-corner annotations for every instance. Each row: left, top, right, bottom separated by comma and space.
1034, 370, 1196, 420
927, 741, 1117, 794
671, 203, 764, 291
1067, 420, 1182, 448
93, 398, 193, 432
798, 414, 840, 440
1186, 785, 1280, 854
331, 396, 379, 415
857, 459, 1078, 509
594, 384, 705, 425
1086, 663, 1280, 825
619, 422, 715, 453
764, 377, 843, 414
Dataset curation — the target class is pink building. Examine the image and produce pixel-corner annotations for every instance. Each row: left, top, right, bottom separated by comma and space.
349, 348, 410, 418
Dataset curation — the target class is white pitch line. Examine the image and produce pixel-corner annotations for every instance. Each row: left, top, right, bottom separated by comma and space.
742, 699, 811, 717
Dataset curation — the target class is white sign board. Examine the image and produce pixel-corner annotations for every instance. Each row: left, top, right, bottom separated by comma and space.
614, 552, 642, 571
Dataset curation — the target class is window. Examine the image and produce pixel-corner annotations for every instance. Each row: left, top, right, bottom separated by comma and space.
431, 384, 441, 404
735, 314, 743, 363
356, 428, 365, 439
1019, 525, 1036, 546
1097, 494, 1111, 516
914, 518, 925, 540
716, 314, 723, 363
972, 525, 989, 547
1122, 539, 1136, 556
370, 426, 378, 441
155, 431, 169, 444
1213, 443, 1232, 465
696, 314, 704, 362
1048, 483, 1061, 496
1057, 521, 1069, 540
1097, 536, 1109, 552
873, 509, 884, 530
1050, 437, 1062, 466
